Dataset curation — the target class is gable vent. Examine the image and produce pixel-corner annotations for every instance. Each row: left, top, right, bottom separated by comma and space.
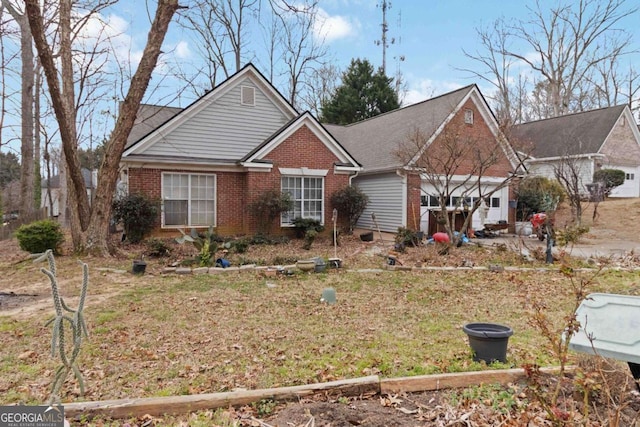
241, 85, 255, 106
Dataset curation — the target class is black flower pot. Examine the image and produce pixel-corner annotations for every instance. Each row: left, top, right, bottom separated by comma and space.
359, 231, 374, 242
463, 322, 513, 363
132, 260, 147, 275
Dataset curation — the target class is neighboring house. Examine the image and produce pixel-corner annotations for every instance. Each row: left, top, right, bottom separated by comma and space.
325, 85, 520, 235
41, 168, 97, 217
121, 64, 361, 235
511, 105, 640, 198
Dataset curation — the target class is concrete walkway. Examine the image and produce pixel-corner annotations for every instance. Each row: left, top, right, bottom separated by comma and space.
475, 233, 640, 261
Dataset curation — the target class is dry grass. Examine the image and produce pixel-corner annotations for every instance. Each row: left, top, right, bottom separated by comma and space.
1, 199, 639, 425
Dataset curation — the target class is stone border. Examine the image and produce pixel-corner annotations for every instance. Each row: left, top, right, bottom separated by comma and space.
156, 263, 640, 275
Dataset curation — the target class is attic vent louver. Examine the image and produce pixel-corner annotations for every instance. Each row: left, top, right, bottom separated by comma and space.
241, 85, 255, 106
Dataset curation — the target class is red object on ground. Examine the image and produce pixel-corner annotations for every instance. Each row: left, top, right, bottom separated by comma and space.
530, 212, 547, 228
432, 232, 450, 243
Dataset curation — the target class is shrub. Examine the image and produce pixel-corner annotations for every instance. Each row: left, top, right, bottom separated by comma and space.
145, 238, 171, 257
394, 226, 420, 250
302, 229, 318, 250
15, 219, 64, 254
292, 217, 324, 238
593, 168, 625, 196
330, 185, 369, 233
515, 177, 565, 221
112, 194, 159, 244
248, 190, 293, 233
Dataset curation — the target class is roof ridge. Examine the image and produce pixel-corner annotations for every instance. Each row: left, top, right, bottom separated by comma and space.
515, 104, 626, 127
331, 84, 476, 128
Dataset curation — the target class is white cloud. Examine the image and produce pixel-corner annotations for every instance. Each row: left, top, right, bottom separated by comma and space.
402, 78, 464, 106
313, 8, 358, 42
174, 41, 191, 59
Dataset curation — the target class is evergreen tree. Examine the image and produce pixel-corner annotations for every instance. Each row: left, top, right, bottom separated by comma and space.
0, 152, 21, 189
320, 58, 399, 125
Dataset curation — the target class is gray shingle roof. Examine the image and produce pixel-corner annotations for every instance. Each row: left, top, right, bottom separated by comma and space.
511, 105, 626, 159
126, 104, 183, 150
324, 85, 475, 172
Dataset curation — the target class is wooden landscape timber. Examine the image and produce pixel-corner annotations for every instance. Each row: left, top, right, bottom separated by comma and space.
63, 367, 574, 420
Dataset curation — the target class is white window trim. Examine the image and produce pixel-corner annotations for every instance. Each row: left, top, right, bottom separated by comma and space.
280, 175, 325, 226
279, 167, 328, 177
464, 109, 474, 124
161, 172, 217, 229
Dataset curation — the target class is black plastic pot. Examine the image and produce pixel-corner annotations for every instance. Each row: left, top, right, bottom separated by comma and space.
463, 322, 513, 363
132, 260, 147, 275
360, 231, 374, 242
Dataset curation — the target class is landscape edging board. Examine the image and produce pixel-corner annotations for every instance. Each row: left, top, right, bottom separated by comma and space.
64, 367, 572, 420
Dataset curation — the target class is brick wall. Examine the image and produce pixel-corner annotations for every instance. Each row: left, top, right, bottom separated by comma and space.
248, 125, 352, 235
127, 167, 247, 236
421, 99, 513, 177
127, 124, 353, 237
600, 116, 640, 167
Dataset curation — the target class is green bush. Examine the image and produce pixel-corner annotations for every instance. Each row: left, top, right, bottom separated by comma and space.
515, 177, 565, 220
145, 238, 171, 257
330, 185, 369, 233
112, 194, 159, 244
15, 219, 64, 254
248, 190, 293, 233
292, 217, 324, 239
593, 168, 625, 196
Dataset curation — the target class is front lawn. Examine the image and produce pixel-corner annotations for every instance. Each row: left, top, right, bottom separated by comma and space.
1, 253, 634, 406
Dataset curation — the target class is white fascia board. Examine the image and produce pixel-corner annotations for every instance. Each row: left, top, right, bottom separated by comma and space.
279, 167, 328, 177
120, 159, 243, 173
418, 173, 508, 184
240, 161, 273, 172
334, 165, 362, 174
525, 153, 606, 163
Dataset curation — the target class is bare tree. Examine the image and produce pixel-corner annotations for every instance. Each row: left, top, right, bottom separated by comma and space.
460, 20, 528, 128
395, 118, 525, 247
180, 0, 258, 88
2, 0, 35, 216
298, 63, 340, 117
26, 0, 182, 254
271, 1, 328, 108
553, 154, 589, 225
508, 0, 636, 117
462, 0, 638, 122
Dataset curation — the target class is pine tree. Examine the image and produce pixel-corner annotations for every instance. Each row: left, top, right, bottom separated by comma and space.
320, 58, 399, 125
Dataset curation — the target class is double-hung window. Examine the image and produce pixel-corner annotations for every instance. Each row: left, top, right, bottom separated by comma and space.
162, 173, 216, 227
281, 176, 324, 225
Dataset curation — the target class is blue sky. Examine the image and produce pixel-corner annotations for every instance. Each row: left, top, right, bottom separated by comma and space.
2, 0, 640, 157
306, 0, 640, 104
107, 0, 640, 107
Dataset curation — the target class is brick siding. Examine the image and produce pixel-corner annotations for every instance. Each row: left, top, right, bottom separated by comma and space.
128, 124, 352, 237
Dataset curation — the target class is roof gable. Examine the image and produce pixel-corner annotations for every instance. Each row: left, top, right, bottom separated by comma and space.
123, 64, 298, 162
511, 105, 627, 159
327, 85, 517, 173
242, 112, 361, 172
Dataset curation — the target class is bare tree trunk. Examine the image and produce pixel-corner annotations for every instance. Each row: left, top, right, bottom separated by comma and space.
3, 2, 36, 216
26, 0, 182, 254
83, 0, 183, 254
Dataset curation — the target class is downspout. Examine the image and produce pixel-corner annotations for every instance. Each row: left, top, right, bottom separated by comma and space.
348, 170, 359, 185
